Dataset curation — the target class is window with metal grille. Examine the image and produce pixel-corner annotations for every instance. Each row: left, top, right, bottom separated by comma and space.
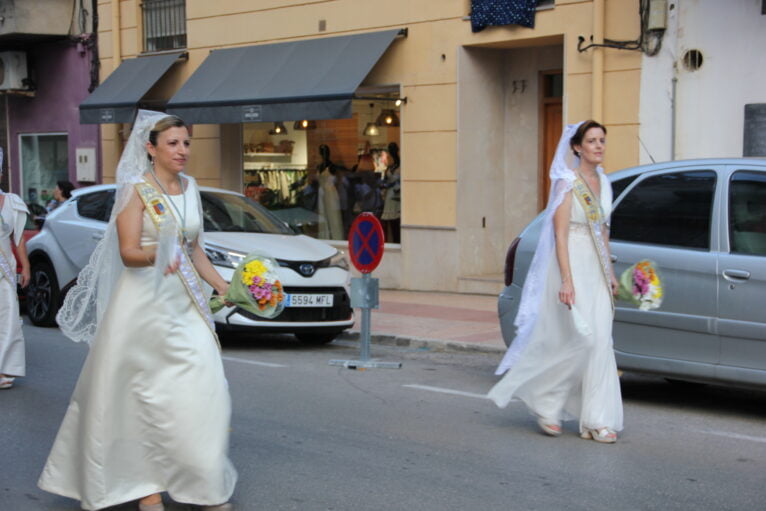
142, 0, 187, 52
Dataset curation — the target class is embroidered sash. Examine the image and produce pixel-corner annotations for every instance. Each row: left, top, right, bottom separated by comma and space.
134, 181, 220, 348
0, 242, 14, 284
571, 177, 614, 309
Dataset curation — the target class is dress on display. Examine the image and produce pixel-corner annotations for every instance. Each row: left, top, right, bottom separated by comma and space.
317, 167, 344, 240
488, 172, 623, 433
38, 179, 237, 510
380, 165, 401, 222
0, 192, 28, 378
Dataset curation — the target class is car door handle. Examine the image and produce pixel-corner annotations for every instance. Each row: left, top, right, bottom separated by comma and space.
722, 269, 751, 281
91, 233, 104, 240
610, 254, 617, 262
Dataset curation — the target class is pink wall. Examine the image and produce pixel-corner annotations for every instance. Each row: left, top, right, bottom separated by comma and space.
7, 40, 100, 195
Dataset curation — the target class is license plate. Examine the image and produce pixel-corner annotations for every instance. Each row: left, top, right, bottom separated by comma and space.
285, 293, 334, 308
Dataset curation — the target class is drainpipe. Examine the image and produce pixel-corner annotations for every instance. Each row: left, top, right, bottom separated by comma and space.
111, 0, 123, 160
671, 75, 677, 160
591, 0, 605, 121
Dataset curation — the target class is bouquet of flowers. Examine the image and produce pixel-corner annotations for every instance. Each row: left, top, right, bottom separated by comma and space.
616, 260, 663, 311
209, 253, 286, 319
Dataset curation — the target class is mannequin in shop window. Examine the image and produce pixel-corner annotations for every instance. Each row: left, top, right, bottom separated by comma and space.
380, 142, 401, 243
316, 144, 345, 240
244, 175, 269, 205
349, 151, 383, 220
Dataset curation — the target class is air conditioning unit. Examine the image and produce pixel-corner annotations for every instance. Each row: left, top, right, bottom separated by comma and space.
0, 52, 28, 90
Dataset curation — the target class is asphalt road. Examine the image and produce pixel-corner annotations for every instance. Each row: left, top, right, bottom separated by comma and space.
2, 322, 765, 511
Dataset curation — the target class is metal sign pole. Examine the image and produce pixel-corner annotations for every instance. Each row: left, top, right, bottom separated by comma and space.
331, 213, 401, 369
360, 272, 372, 362
329, 272, 401, 370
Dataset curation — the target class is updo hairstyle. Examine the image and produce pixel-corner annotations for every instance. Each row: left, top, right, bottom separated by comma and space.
569, 120, 606, 157
147, 115, 187, 161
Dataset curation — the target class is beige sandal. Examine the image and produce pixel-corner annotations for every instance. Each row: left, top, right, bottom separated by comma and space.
537, 418, 562, 437
581, 427, 617, 444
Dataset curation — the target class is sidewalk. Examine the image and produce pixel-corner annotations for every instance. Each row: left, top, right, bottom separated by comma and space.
343, 289, 506, 355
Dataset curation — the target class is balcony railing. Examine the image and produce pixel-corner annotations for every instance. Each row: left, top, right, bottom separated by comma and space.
142, 0, 187, 53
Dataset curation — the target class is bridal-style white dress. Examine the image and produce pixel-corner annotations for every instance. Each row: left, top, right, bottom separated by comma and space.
488, 173, 623, 432
0, 193, 27, 378
39, 183, 237, 510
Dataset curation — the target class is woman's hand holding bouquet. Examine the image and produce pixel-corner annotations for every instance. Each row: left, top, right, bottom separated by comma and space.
616, 259, 663, 311
209, 253, 286, 318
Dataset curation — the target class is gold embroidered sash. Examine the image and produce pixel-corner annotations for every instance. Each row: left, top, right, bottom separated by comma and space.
571, 176, 614, 309
0, 242, 14, 284
134, 181, 220, 348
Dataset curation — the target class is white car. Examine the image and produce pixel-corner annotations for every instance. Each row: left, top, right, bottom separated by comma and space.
25, 184, 353, 344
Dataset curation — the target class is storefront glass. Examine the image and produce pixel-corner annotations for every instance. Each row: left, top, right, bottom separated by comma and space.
20, 133, 68, 213
241, 98, 401, 243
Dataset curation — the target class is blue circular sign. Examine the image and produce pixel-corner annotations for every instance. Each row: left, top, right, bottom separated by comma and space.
348, 213, 385, 273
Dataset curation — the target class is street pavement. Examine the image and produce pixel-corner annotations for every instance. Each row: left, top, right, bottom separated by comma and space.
2, 309, 766, 511
345, 289, 504, 354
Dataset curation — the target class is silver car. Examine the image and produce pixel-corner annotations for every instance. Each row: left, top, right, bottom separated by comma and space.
499, 158, 766, 389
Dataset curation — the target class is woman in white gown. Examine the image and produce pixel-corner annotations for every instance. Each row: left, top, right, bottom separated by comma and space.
0, 162, 30, 390
38, 112, 237, 510
488, 121, 623, 443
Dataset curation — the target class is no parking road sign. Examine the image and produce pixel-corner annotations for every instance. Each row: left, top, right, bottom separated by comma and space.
348, 213, 385, 274
330, 213, 400, 370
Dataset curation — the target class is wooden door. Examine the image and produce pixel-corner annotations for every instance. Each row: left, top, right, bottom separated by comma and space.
539, 70, 563, 210
540, 102, 562, 208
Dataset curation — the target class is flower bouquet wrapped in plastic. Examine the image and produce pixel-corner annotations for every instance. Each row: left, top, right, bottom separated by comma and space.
209, 253, 285, 319
616, 259, 663, 311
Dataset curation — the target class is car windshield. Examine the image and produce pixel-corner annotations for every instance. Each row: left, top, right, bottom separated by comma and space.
201, 191, 294, 235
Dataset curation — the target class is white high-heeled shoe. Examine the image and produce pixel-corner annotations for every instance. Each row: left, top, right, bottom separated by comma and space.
581, 427, 617, 444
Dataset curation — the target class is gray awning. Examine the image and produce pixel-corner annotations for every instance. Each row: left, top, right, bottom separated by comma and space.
79, 53, 181, 124
166, 29, 400, 124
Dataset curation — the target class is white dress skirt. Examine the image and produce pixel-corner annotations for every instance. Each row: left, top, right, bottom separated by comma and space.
488, 176, 623, 433
39, 185, 237, 510
0, 193, 27, 378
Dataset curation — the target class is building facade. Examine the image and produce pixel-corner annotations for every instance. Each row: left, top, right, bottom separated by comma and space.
0, 0, 99, 214
93, 0, 648, 293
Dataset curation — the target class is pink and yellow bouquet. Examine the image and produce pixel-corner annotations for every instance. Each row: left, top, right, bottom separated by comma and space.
616, 260, 663, 311
210, 253, 285, 319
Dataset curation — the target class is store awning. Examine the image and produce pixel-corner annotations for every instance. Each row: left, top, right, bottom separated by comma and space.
79, 53, 182, 124
166, 29, 401, 124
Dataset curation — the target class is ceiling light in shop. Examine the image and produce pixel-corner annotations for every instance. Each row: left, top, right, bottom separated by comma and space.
269, 122, 288, 135
293, 119, 317, 130
363, 122, 380, 137
375, 109, 400, 127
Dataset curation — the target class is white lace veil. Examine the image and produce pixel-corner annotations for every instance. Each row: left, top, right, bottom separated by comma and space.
57, 109, 170, 344
495, 122, 585, 375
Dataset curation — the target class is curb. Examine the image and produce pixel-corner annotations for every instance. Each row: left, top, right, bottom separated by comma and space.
339, 331, 506, 355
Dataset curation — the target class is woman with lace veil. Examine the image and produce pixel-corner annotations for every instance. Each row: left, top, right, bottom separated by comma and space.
38, 111, 237, 510
488, 120, 623, 443
0, 149, 30, 390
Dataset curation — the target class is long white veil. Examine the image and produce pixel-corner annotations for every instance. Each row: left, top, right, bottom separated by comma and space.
494, 122, 584, 375
57, 110, 169, 344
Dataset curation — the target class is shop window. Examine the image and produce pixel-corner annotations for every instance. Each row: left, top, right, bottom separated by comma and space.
241, 98, 402, 244
20, 133, 69, 210
143, 0, 187, 53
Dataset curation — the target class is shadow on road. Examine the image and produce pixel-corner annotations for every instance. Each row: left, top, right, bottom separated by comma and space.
620, 372, 766, 420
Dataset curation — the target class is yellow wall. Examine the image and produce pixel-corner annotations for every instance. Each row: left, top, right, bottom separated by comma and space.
97, 0, 643, 290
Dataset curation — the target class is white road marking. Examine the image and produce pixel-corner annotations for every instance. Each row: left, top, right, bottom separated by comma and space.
222, 355, 286, 368
403, 384, 489, 400
695, 429, 766, 444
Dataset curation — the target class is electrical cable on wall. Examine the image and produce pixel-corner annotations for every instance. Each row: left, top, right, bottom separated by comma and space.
577, 0, 665, 56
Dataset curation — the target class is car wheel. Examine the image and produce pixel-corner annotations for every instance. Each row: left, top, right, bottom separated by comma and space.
27, 261, 60, 327
295, 332, 340, 345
